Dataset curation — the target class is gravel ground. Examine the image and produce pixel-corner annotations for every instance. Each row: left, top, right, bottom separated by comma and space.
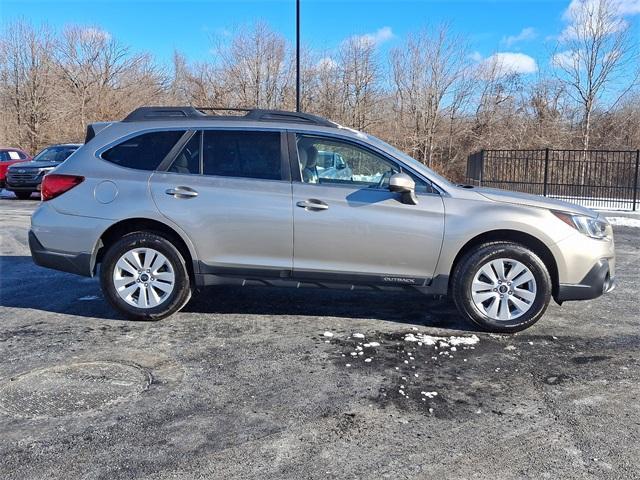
1, 196, 639, 480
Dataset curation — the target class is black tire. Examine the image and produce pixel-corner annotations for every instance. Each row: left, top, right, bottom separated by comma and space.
14, 191, 33, 200
451, 241, 552, 333
100, 231, 192, 321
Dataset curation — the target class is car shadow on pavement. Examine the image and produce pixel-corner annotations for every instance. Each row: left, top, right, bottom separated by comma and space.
184, 285, 474, 331
0, 255, 474, 331
0, 255, 120, 321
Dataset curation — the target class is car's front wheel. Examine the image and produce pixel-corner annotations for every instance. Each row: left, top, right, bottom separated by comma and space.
451, 241, 552, 333
100, 232, 192, 320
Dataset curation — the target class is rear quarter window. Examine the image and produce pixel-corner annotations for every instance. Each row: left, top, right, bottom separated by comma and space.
102, 131, 185, 171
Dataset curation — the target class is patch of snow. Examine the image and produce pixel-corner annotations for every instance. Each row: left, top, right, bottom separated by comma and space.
364, 358, 372, 363
404, 333, 480, 347
363, 342, 380, 347
421, 391, 438, 398
323, 331, 334, 337
345, 364, 351, 367
505, 345, 517, 351
607, 216, 640, 228
352, 333, 365, 339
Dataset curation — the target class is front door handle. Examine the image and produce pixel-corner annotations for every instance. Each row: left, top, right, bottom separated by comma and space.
166, 186, 198, 198
296, 199, 329, 211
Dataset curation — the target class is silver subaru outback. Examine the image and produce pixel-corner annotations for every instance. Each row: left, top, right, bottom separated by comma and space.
29, 107, 615, 333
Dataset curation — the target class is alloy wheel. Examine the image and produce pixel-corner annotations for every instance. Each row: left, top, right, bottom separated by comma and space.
112, 248, 175, 309
470, 258, 537, 321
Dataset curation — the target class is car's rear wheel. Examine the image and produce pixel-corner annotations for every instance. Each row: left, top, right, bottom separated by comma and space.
451, 241, 552, 333
14, 191, 33, 200
100, 232, 192, 320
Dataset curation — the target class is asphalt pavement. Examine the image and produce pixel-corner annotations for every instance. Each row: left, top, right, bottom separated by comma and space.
1, 195, 639, 479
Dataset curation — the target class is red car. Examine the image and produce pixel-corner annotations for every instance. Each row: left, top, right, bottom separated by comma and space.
0, 147, 31, 188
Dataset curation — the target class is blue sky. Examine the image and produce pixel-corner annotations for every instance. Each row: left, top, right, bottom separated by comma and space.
1, 0, 638, 75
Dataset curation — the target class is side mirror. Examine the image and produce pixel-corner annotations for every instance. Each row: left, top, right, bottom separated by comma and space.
336, 163, 346, 170
389, 172, 418, 205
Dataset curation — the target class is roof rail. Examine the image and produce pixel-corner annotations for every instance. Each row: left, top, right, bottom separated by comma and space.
122, 106, 337, 128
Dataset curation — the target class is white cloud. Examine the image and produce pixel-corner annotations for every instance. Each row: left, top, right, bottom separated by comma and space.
469, 51, 484, 62
564, 0, 640, 19
617, 0, 640, 14
316, 56, 337, 71
560, 0, 637, 40
481, 52, 539, 75
78, 27, 111, 42
503, 27, 537, 46
551, 50, 578, 68
350, 26, 394, 47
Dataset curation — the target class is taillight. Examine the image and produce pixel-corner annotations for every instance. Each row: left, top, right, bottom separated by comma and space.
41, 174, 84, 201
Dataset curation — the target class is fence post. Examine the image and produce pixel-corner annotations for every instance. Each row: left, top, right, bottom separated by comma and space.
543, 148, 550, 197
479, 150, 484, 186
633, 150, 639, 212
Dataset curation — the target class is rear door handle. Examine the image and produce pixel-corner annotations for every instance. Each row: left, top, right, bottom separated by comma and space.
166, 186, 198, 198
296, 199, 329, 211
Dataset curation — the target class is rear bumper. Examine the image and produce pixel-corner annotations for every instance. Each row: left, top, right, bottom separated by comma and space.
29, 230, 94, 277
556, 258, 615, 302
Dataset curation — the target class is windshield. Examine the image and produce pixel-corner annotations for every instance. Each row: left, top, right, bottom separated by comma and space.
33, 145, 79, 163
365, 135, 454, 188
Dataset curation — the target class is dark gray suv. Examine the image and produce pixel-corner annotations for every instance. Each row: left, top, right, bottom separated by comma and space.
6, 143, 81, 199
28, 107, 615, 332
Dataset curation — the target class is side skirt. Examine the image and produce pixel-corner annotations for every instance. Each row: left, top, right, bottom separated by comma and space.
195, 263, 450, 295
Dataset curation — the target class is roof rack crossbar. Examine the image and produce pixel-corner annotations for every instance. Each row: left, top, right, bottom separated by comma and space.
122, 106, 337, 128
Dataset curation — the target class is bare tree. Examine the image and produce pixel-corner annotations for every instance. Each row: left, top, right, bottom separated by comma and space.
55, 25, 164, 134
214, 22, 291, 109
390, 24, 469, 168
1, 17, 640, 183
339, 35, 380, 130
0, 20, 57, 152
553, 0, 638, 150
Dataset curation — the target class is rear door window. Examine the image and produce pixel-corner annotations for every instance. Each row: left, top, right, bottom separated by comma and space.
168, 132, 201, 174
102, 131, 185, 171
202, 130, 282, 180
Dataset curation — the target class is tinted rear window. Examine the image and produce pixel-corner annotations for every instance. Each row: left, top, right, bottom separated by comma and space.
203, 130, 281, 180
102, 131, 184, 171
33, 146, 79, 163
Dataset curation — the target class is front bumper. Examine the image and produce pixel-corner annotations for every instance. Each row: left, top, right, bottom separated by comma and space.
6, 180, 41, 191
29, 230, 94, 277
556, 258, 615, 302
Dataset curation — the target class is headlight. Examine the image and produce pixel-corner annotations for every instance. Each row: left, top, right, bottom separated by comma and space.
552, 211, 611, 240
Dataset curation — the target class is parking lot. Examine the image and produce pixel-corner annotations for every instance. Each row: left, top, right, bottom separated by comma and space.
1, 195, 639, 479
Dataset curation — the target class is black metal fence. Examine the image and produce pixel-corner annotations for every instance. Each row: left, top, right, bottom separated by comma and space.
466, 149, 640, 211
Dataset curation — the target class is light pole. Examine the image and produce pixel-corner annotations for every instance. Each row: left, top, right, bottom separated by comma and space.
296, 0, 301, 112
